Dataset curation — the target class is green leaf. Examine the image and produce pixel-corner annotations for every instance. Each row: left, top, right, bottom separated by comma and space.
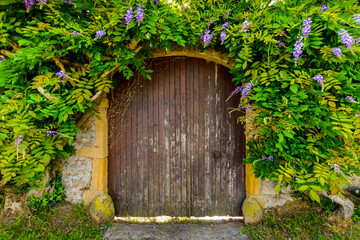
44, 154, 50, 163
279, 133, 284, 143
298, 185, 309, 191
309, 190, 321, 203
290, 84, 298, 93
274, 184, 281, 193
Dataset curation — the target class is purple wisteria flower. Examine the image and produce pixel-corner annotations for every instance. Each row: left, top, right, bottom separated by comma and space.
0, 56, 4, 62
153, 0, 159, 3
330, 163, 343, 173
238, 105, 253, 111
338, 28, 354, 50
295, 175, 300, 181
37, 0, 46, 9
55, 70, 68, 78
64, 0, 73, 5
266, 156, 274, 161
276, 40, 286, 47
222, 22, 229, 30
346, 95, 356, 102
229, 86, 243, 97
354, 14, 360, 25
15, 136, 23, 150
72, 31, 80, 36
220, 31, 226, 44
240, 80, 252, 101
136, 4, 144, 25
24, 0, 34, 11
302, 18, 312, 38
95, 29, 106, 39
125, 7, 133, 28
313, 75, 324, 87
356, 114, 360, 117
241, 20, 250, 32
332, 47, 342, 58
199, 29, 214, 47
225, 11, 232, 17
209, 20, 215, 26
320, 5, 330, 12
293, 35, 304, 62
357, 38, 360, 44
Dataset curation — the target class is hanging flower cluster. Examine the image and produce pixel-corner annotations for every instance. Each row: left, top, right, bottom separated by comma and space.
125, 7, 133, 28
293, 18, 312, 64
338, 28, 354, 50
241, 20, 250, 32
136, 4, 144, 25
37, 0, 46, 9
313, 74, 325, 88
25, 0, 34, 11
332, 47, 342, 58
346, 96, 358, 103
153, 0, 159, 3
320, 5, 330, 11
15, 136, 23, 151
220, 21, 229, 44
330, 163, 343, 173
276, 40, 286, 47
72, 31, 80, 36
302, 18, 312, 38
64, 0, 74, 5
199, 29, 214, 47
95, 29, 106, 39
354, 14, 360, 25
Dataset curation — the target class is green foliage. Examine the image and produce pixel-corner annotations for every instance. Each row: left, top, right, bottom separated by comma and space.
0, 202, 112, 240
26, 171, 65, 212
242, 206, 360, 239
0, 0, 359, 203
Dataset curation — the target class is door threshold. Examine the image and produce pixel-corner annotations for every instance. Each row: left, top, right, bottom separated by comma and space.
114, 215, 244, 223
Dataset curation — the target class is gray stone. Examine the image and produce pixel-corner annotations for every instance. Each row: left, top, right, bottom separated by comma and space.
103, 222, 248, 240
89, 193, 115, 223
242, 197, 264, 224
62, 155, 92, 204
319, 191, 354, 220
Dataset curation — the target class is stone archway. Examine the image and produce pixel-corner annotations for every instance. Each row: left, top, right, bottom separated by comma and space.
61, 46, 265, 209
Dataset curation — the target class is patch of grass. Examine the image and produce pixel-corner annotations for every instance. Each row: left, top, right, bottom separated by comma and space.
241, 200, 360, 240
0, 201, 112, 240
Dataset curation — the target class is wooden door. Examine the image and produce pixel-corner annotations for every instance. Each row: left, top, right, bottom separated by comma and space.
108, 57, 246, 217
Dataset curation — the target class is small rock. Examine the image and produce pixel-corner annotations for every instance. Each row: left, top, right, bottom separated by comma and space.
242, 197, 264, 224
89, 193, 115, 223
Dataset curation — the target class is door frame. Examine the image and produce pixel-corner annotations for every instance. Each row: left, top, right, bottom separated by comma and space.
77, 47, 260, 208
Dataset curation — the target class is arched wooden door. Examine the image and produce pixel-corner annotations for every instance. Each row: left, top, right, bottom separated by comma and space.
108, 57, 246, 217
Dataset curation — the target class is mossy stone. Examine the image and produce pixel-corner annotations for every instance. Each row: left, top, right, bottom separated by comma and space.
89, 193, 115, 223
242, 197, 264, 224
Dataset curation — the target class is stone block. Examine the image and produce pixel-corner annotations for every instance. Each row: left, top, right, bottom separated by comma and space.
242, 197, 264, 224
89, 193, 115, 223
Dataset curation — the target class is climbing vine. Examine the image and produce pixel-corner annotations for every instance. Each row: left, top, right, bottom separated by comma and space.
0, 0, 359, 203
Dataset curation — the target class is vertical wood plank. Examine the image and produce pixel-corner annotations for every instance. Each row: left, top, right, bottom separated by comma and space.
158, 59, 165, 215
136, 75, 144, 216
153, 60, 160, 215
180, 58, 187, 216
163, 58, 171, 214
169, 58, 176, 215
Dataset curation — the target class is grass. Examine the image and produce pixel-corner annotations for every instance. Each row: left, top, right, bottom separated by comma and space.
241, 199, 360, 240
0, 201, 112, 240
1, 198, 360, 240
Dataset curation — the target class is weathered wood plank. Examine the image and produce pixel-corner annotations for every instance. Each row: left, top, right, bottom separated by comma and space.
108, 57, 246, 217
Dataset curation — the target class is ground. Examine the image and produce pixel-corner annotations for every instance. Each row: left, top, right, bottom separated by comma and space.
1, 199, 360, 239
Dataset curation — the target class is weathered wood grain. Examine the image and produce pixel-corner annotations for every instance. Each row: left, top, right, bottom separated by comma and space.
108, 57, 246, 217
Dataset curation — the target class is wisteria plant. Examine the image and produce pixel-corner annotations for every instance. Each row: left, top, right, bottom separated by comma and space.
0, 0, 359, 206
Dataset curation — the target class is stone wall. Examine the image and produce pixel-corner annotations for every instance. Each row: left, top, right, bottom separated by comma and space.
62, 115, 96, 204
62, 97, 109, 205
